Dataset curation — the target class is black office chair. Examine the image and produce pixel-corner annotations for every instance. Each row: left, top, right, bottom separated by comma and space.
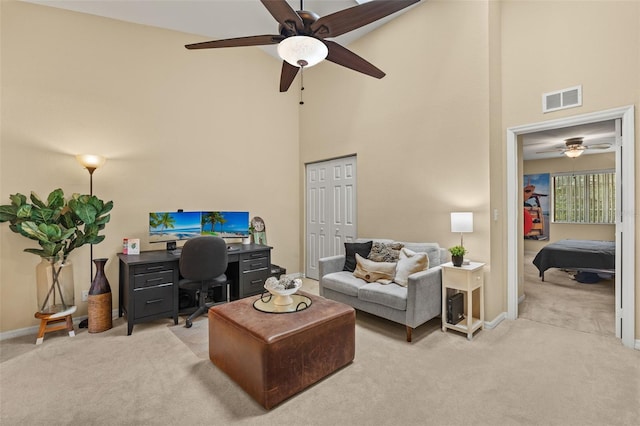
179, 236, 229, 328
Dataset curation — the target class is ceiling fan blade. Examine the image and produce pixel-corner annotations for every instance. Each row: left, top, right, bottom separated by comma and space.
324, 40, 385, 79
585, 143, 612, 150
311, 0, 420, 38
260, 0, 304, 35
185, 35, 283, 50
535, 148, 565, 154
279, 61, 300, 92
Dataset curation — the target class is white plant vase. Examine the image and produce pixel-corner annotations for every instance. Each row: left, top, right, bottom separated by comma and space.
35, 256, 75, 314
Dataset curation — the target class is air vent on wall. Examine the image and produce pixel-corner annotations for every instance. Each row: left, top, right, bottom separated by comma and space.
542, 85, 582, 113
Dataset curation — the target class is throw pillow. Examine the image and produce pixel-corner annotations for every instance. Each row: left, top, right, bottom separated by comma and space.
393, 248, 429, 287
368, 242, 404, 262
343, 241, 373, 272
353, 253, 396, 283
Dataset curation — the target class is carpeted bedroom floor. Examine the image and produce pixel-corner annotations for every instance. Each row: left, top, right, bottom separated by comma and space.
520, 251, 615, 336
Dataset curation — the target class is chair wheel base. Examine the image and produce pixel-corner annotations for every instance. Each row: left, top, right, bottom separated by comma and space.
185, 319, 193, 328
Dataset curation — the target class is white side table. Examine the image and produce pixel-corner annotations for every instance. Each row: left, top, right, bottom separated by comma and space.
441, 262, 485, 340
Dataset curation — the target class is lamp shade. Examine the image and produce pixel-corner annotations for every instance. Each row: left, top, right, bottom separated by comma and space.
277, 36, 328, 68
76, 154, 106, 171
451, 212, 473, 233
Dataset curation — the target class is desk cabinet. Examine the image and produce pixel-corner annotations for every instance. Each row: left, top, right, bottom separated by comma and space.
118, 244, 272, 335
441, 262, 485, 340
238, 249, 271, 298
118, 253, 179, 335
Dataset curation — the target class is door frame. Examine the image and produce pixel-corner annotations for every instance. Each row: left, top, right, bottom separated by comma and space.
506, 105, 635, 349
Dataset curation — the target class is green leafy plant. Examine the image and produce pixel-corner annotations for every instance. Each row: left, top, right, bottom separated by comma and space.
448, 245, 467, 257
0, 188, 113, 260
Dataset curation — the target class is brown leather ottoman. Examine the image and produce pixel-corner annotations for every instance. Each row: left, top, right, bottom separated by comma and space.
208, 291, 355, 409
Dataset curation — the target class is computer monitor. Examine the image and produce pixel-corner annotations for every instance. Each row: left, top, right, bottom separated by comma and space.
201, 211, 250, 238
149, 211, 202, 244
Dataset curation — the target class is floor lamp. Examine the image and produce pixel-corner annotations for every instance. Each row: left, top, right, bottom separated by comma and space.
76, 154, 106, 328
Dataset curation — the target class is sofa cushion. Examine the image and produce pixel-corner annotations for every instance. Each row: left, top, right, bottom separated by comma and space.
394, 248, 429, 287
358, 282, 408, 311
353, 254, 396, 283
343, 241, 373, 272
322, 271, 368, 297
400, 242, 443, 267
368, 242, 404, 262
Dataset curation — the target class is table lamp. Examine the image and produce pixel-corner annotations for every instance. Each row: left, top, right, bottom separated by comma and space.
451, 212, 473, 247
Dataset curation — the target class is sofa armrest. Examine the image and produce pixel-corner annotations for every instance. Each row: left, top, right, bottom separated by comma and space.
319, 255, 345, 279
405, 266, 442, 328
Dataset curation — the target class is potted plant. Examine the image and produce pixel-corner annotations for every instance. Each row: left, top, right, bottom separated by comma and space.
448, 245, 467, 267
0, 188, 113, 314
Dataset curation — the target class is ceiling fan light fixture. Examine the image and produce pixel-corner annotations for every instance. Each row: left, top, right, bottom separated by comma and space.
277, 36, 328, 68
565, 147, 585, 158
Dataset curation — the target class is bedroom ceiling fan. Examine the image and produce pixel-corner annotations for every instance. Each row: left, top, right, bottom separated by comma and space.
185, 0, 420, 93
535, 137, 612, 158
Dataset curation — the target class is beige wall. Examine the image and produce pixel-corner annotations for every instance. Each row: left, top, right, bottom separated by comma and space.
0, 1, 301, 332
523, 153, 616, 254
501, 1, 639, 337
300, 0, 497, 316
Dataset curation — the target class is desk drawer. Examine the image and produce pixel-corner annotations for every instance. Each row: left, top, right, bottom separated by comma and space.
133, 262, 174, 275
134, 284, 173, 318
133, 270, 174, 289
242, 268, 269, 295
242, 257, 269, 272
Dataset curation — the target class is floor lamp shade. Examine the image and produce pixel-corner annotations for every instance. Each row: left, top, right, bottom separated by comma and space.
75, 154, 106, 173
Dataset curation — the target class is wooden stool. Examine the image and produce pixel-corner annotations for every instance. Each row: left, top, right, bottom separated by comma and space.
34, 306, 77, 345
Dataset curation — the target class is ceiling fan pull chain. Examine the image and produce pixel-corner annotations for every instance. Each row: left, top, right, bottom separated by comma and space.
299, 66, 305, 105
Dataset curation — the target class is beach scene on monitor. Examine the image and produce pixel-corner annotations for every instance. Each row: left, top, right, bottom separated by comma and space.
201, 211, 250, 238
149, 211, 250, 243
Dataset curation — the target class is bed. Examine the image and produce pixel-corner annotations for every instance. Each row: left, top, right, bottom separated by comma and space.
532, 239, 616, 281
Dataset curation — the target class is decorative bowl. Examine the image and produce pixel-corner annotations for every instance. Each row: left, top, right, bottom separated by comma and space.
264, 276, 302, 306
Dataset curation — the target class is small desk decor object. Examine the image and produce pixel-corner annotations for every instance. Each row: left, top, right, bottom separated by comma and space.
122, 238, 140, 255
441, 261, 485, 340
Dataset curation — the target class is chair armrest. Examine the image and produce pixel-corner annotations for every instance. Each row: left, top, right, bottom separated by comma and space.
319, 255, 345, 279
405, 266, 443, 328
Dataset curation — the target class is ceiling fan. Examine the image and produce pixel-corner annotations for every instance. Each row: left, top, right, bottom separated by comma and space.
185, 0, 420, 92
536, 137, 612, 158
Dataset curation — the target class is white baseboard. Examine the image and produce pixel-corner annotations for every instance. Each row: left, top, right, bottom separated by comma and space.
484, 312, 507, 329
286, 271, 304, 280
0, 309, 119, 341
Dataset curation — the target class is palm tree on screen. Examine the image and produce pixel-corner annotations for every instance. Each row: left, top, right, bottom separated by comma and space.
150, 212, 175, 231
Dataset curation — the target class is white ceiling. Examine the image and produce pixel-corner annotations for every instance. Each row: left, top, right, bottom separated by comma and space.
23, 1, 616, 159
521, 119, 616, 161
23, 0, 411, 59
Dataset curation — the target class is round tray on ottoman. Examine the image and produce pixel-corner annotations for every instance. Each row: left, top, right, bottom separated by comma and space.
253, 293, 312, 313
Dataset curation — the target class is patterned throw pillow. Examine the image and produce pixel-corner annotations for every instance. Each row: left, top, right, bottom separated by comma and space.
353, 254, 397, 283
368, 242, 404, 263
393, 248, 429, 287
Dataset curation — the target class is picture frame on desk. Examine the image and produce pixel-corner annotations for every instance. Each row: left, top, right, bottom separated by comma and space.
122, 238, 140, 255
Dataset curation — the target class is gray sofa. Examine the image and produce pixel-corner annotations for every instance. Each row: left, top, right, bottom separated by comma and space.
319, 239, 448, 342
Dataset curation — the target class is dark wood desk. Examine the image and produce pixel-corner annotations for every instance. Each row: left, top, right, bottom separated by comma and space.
118, 243, 272, 335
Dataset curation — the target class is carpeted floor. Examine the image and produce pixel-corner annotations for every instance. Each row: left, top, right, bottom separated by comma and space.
1, 277, 638, 425
520, 252, 615, 336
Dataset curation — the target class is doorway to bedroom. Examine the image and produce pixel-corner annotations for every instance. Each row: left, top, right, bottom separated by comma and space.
519, 121, 617, 337
506, 106, 636, 349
